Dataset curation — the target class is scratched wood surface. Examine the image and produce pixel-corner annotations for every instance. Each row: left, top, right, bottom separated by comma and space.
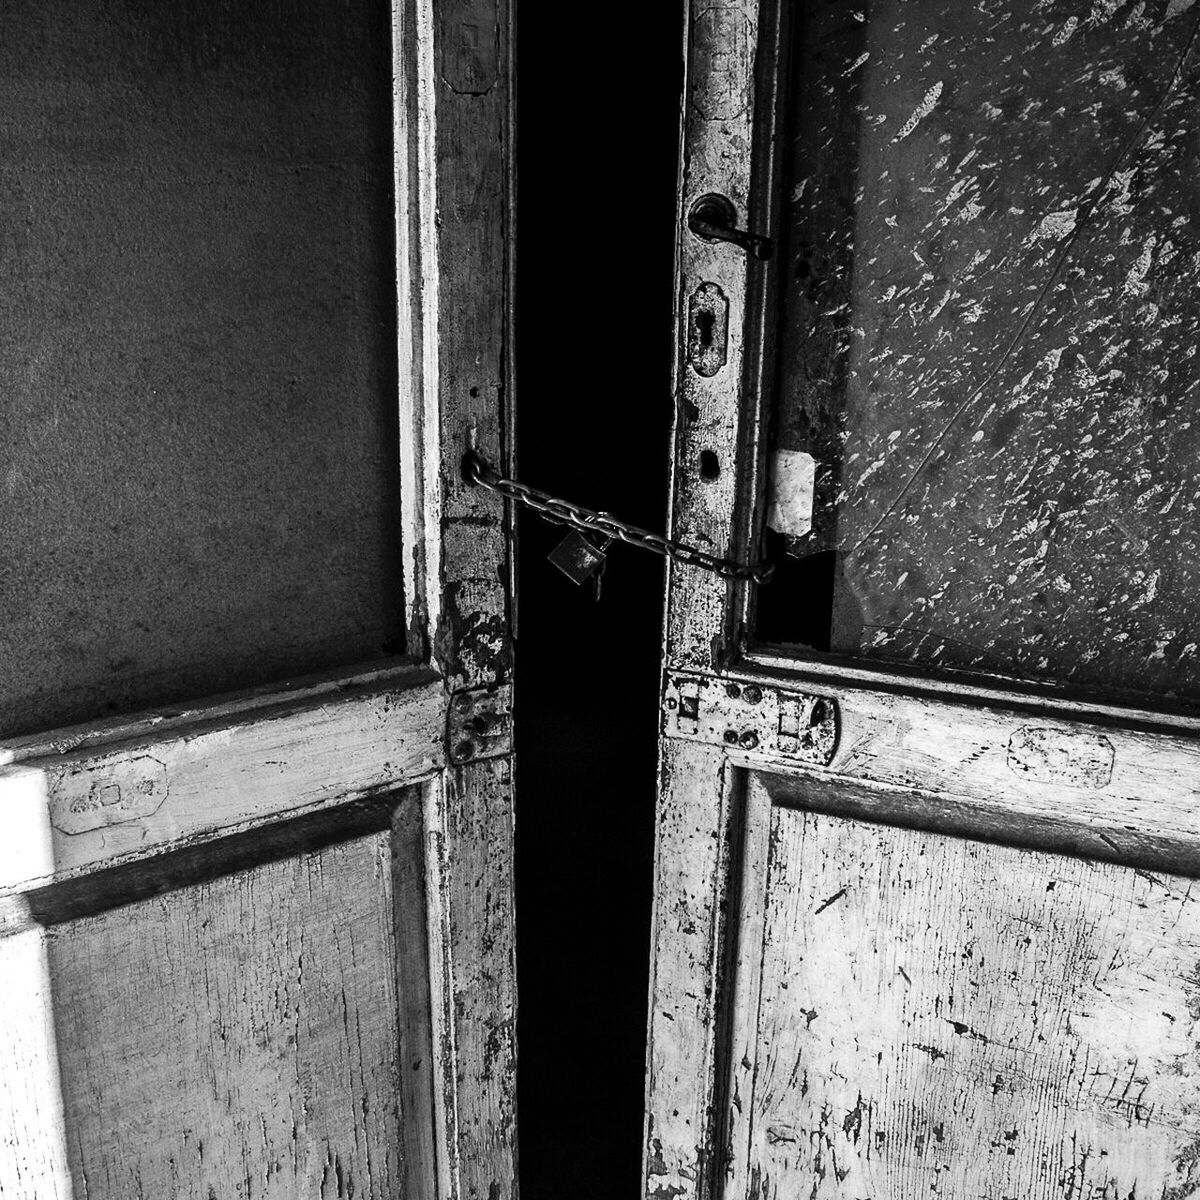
441, 759, 517, 1200
726, 781, 1200, 1199
643, 740, 739, 1200
0, 831, 404, 1199
767, 0, 1200, 708
664, 0, 770, 675
0, 924, 73, 1198
0, 1, 517, 1195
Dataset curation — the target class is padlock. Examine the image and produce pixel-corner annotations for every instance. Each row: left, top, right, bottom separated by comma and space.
547, 529, 608, 586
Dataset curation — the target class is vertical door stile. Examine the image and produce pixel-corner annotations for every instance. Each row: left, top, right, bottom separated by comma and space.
668, 0, 763, 675
395, 0, 445, 661
427, 1, 518, 1196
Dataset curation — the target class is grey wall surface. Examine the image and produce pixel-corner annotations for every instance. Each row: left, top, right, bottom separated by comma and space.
0, 0, 404, 737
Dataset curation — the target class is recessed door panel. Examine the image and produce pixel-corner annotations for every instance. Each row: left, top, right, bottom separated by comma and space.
0, 818, 408, 1199
758, 0, 1200, 710
0, 0, 404, 736
727, 780, 1200, 1199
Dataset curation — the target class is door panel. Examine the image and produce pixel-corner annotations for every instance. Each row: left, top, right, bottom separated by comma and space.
0, 662, 511, 1200
39, 829, 404, 1197
757, 0, 1200, 708
725, 776, 1200, 1199
0, 0, 516, 1195
646, 3, 1200, 1197
0, 0, 406, 737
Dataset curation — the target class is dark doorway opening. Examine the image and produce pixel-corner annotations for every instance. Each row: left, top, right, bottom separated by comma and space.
514, 9, 685, 1197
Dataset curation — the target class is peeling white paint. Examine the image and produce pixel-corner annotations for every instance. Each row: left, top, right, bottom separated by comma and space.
1032, 209, 1079, 242
1052, 15, 1079, 44
1165, 0, 1198, 20
892, 81, 944, 142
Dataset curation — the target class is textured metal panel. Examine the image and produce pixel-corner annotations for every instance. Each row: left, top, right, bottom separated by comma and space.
0, 0, 404, 736
763, 0, 1200, 709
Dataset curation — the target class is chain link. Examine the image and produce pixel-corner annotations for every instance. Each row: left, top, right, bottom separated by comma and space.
464, 451, 774, 584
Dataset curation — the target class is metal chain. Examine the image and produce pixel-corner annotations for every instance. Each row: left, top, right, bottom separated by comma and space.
464, 451, 774, 584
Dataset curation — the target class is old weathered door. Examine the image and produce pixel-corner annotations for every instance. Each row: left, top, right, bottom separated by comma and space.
0, 2, 514, 1197
646, 2, 1200, 1197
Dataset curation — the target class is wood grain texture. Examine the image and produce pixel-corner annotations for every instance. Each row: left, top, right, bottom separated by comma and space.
728, 782, 1200, 1199
393, 792, 449, 1200
2, 831, 403, 1199
396, 0, 443, 659
826, 682, 1200, 852
431, 0, 513, 691
657, 8, 1200, 1200
647, 683, 1200, 1198
0, 668, 443, 893
665, 0, 767, 674
643, 739, 739, 1200
439, 757, 517, 1200
0, 5, 518, 1197
415, 0, 518, 1185
667, 664, 1200, 872
767, 0, 1200, 709
0, 925, 72, 1199
0, 658, 433, 767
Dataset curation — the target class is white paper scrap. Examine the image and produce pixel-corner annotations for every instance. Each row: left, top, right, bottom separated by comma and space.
766, 449, 815, 538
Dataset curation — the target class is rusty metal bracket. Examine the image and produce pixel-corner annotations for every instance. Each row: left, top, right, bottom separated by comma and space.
662, 671, 838, 766
447, 684, 513, 765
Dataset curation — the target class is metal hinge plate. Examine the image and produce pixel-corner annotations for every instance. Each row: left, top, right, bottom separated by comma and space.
447, 684, 513, 765
662, 671, 839, 766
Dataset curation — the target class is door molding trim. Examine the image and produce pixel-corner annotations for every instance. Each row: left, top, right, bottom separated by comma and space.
0, 663, 445, 893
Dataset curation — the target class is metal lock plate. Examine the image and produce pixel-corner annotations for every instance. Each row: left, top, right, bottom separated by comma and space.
447, 685, 513, 765
662, 672, 839, 766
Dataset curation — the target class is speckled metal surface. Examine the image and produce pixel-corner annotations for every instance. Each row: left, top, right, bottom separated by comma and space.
0, 0, 404, 736
769, 0, 1200, 708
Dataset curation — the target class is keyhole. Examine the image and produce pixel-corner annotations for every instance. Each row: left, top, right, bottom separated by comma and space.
686, 281, 728, 378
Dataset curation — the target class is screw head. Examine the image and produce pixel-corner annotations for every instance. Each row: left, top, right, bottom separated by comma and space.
739, 730, 760, 750
454, 694, 473, 714
723, 729, 739, 745
725, 683, 741, 699
454, 739, 476, 761
742, 685, 763, 704
666, 698, 678, 710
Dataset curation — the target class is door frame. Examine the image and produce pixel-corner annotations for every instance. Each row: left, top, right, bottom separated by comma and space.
645, 2, 1200, 1196
0, 1, 516, 1196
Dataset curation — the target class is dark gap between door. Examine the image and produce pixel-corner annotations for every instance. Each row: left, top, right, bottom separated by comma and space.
514, 8, 683, 1196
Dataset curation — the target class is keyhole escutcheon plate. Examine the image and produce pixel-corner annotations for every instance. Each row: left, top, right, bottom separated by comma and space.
687, 281, 729, 377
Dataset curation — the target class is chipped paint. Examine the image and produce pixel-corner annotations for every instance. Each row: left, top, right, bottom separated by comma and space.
768, 0, 1200, 708
892, 80, 943, 142
723, 799, 1200, 1198
1006, 725, 1115, 786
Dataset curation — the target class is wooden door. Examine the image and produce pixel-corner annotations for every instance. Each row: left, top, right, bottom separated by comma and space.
0, 1, 515, 1197
646, 2, 1200, 1197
